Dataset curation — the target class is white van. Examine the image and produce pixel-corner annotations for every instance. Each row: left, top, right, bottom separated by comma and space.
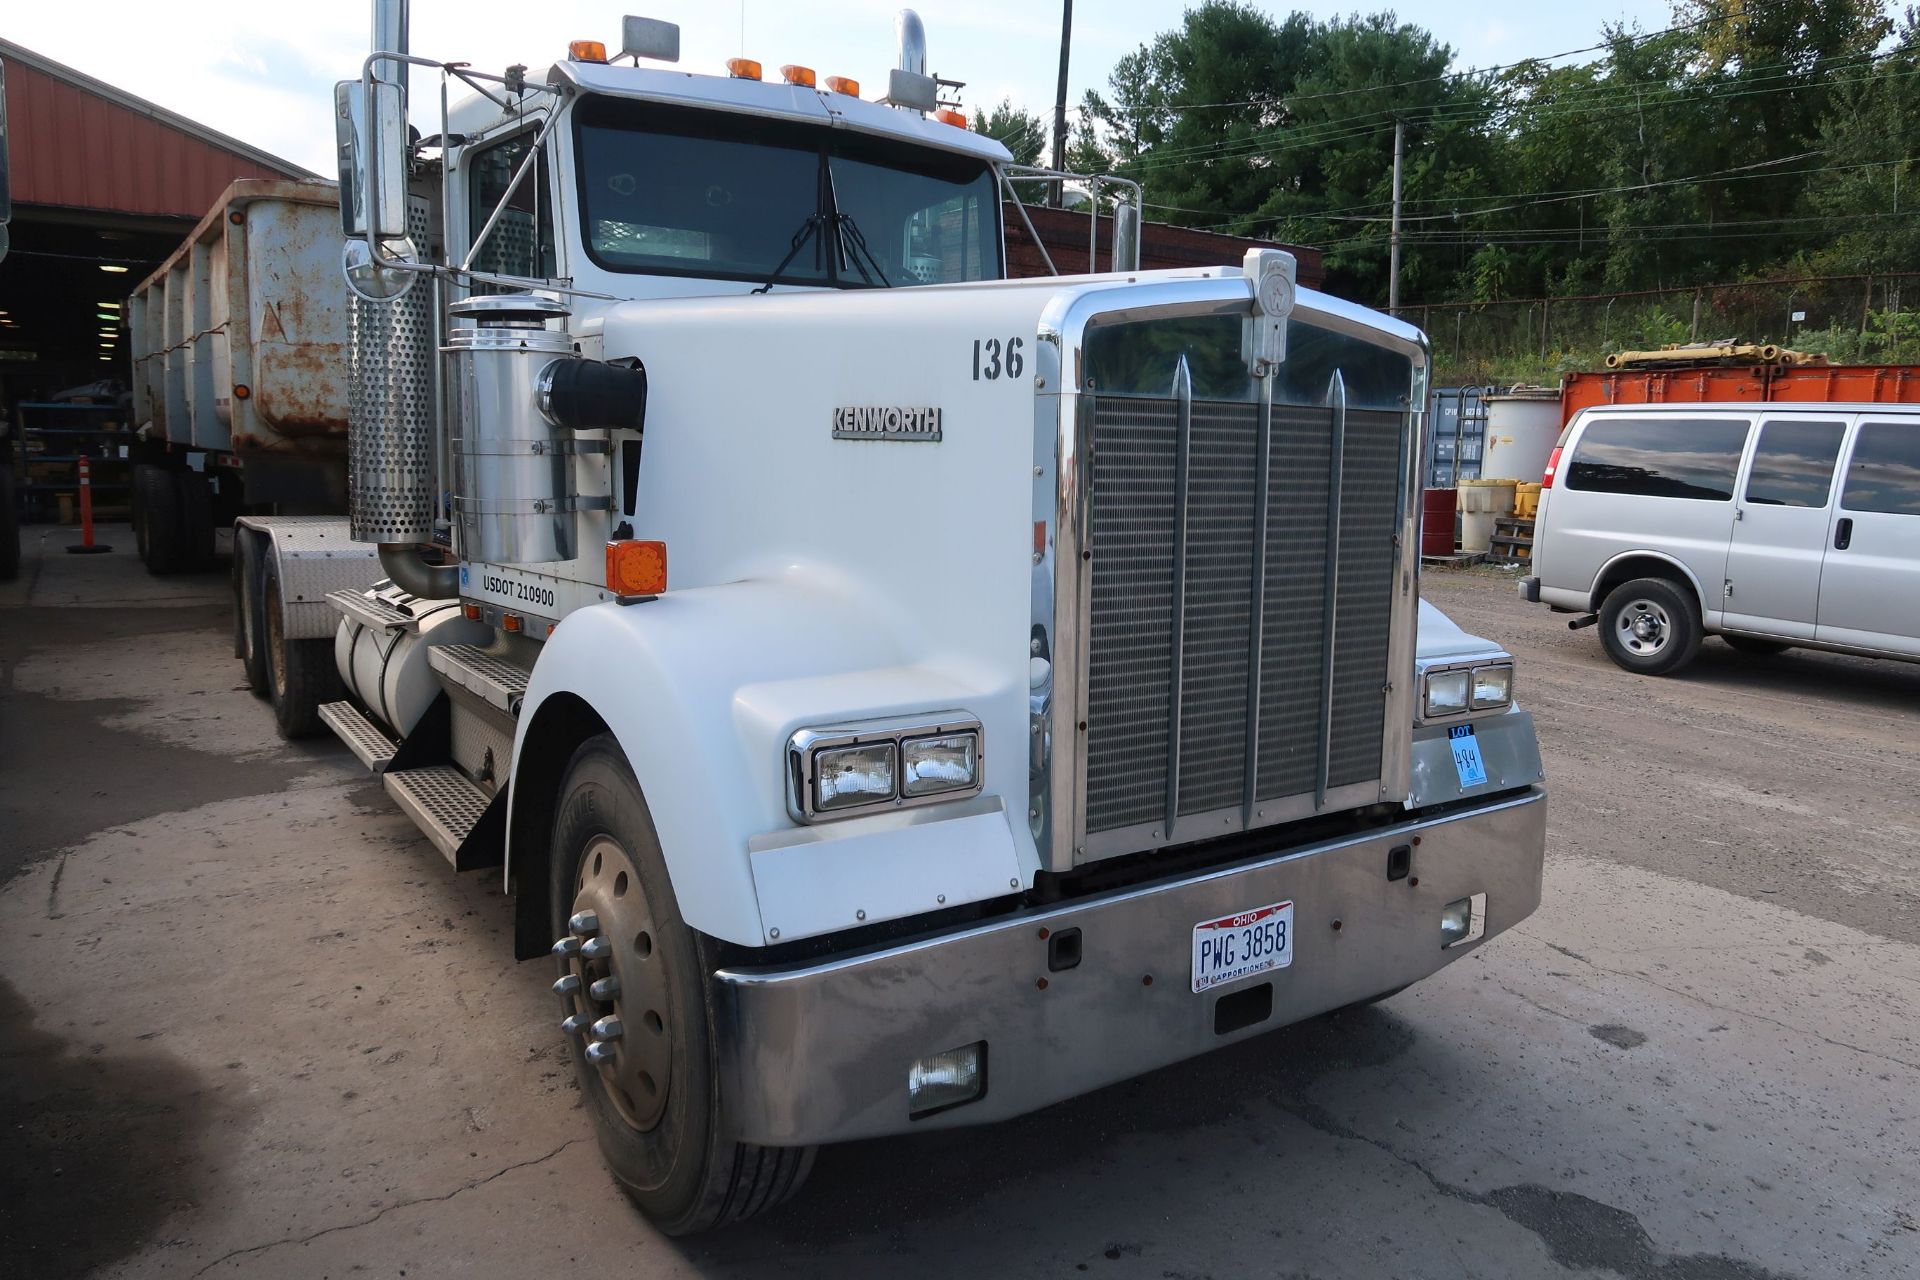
1519, 403, 1920, 675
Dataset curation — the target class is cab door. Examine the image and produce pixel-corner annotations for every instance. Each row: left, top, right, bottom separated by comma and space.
1721, 416, 1848, 640
1816, 418, 1920, 657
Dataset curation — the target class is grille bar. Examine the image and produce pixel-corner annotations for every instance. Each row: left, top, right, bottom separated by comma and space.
1241, 379, 1274, 825
1315, 371, 1347, 808
1163, 357, 1193, 840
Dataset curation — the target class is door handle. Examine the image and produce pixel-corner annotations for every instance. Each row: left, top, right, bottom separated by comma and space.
1834, 517, 1854, 550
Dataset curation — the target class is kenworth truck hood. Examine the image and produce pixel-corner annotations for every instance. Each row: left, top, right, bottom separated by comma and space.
570, 267, 1430, 942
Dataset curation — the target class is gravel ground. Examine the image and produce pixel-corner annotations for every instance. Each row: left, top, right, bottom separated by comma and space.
1, 534, 1915, 1280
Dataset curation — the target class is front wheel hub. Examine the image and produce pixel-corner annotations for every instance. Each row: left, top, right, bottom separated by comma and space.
555, 835, 672, 1129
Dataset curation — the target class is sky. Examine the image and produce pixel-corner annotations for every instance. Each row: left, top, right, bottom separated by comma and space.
7, 0, 1676, 176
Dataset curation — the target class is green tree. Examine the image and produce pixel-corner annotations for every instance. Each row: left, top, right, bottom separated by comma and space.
974, 98, 1046, 167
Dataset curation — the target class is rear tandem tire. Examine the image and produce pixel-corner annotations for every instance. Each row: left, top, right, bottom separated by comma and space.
136, 465, 186, 575
548, 734, 816, 1235
264, 563, 341, 739
175, 470, 216, 570
234, 532, 269, 695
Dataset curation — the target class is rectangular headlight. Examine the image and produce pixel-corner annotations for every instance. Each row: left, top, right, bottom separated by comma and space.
812, 742, 896, 812
1424, 669, 1470, 716
901, 731, 979, 797
1471, 664, 1512, 709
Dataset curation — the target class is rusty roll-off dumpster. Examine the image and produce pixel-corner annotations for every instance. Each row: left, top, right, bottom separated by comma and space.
125, 179, 353, 571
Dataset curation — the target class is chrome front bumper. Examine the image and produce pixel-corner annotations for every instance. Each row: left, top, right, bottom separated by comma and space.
712, 787, 1546, 1146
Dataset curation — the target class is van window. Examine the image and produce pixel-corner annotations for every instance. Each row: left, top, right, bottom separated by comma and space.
1745, 419, 1846, 508
1564, 417, 1750, 501
1841, 423, 1920, 516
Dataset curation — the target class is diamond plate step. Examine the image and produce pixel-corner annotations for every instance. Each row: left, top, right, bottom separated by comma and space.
428, 644, 531, 716
328, 588, 415, 632
319, 700, 396, 773
384, 766, 496, 869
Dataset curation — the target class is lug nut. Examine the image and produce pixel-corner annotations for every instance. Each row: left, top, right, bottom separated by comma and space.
561, 1013, 591, 1036
589, 976, 621, 1001
568, 909, 601, 935
591, 1015, 624, 1041
585, 1041, 617, 1065
552, 974, 582, 998
580, 936, 613, 961
551, 937, 582, 958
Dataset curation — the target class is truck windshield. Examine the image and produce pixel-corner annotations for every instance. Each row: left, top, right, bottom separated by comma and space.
575, 98, 1001, 288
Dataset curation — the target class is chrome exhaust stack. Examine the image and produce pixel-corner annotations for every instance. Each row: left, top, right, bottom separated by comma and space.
347, 0, 454, 595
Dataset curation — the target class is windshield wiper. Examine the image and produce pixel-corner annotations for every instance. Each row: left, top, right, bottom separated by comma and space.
751, 212, 825, 295
834, 212, 892, 288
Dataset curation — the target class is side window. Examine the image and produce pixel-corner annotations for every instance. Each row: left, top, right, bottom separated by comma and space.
1841, 423, 1920, 516
1745, 419, 1846, 508
467, 132, 556, 285
1564, 417, 1751, 501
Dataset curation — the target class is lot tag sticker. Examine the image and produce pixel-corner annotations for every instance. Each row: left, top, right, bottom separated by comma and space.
1448, 724, 1488, 787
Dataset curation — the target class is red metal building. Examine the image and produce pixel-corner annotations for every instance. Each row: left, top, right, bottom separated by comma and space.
0, 37, 313, 397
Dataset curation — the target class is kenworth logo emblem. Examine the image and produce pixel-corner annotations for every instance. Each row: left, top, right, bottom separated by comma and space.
832, 405, 942, 442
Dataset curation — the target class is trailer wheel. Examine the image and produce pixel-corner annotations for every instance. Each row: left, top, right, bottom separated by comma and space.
234, 532, 269, 694
176, 470, 216, 570
135, 464, 186, 574
0, 466, 19, 583
549, 735, 815, 1235
264, 564, 340, 738
1598, 577, 1701, 677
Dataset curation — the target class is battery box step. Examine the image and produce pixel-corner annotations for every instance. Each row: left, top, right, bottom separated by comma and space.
383, 765, 502, 871
319, 700, 396, 772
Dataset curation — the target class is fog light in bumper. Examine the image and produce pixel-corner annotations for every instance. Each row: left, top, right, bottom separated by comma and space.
907, 1042, 986, 1119
1440, 892, 1488, 949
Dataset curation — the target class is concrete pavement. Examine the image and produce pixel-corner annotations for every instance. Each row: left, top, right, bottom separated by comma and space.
2, 538, 1915, 1279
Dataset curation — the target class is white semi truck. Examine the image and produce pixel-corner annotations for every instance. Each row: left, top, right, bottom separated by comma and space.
204, 5, 1547, 1233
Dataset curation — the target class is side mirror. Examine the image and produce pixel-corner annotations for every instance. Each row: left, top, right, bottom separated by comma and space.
334, 78, 407, 240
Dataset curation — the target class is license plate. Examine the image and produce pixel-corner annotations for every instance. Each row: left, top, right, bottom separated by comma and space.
1448, 723, 1488, 787
1191, 901, 1294, 993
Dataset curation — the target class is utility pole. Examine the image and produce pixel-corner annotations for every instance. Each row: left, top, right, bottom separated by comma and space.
1389, 117, 1405, 314
1051, 0, 1073, 206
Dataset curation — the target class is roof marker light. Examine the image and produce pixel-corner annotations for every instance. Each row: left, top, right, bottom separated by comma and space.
569, 40, 609, 63
781, 64, 816, 88
99, 264, 129, 273
726, 57, 762, 80
934, 108, 968, 129
825, 75, 860, 97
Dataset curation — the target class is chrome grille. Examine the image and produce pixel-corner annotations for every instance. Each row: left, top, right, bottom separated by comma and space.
1084, 387, 1406, 847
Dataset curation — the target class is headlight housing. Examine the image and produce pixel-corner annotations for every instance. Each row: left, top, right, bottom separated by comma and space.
789, 715, 983, 822
1422, 661, 1513, 718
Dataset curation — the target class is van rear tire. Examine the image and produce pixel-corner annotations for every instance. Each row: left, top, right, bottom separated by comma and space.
1598, 577, 1701, 676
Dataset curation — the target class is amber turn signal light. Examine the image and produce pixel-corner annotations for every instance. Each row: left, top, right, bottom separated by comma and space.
606, 540, 667, 598
726, 57, 762, 80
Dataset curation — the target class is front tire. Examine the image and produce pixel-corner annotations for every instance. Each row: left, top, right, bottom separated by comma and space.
1598, 577, 1701, 676
549, 735, 814, 1235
